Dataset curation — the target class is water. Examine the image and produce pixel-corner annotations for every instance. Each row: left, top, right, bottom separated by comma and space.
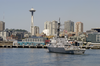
0, 48, 100, 66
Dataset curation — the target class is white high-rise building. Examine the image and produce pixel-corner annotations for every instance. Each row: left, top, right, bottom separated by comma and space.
49, 22, 52, 35
44, 21, 58, 36
44, 21, 52, 35
44, 21, 51, 29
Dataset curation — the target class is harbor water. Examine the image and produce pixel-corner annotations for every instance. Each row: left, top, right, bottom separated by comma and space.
0, 48, 100, 66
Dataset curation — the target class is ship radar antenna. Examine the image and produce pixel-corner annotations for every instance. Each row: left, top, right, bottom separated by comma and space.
3, 11, 5, 22
57, 17, 60, 38
59, 17, 60, 23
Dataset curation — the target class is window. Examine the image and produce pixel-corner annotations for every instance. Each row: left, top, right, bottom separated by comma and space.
46, 24, 47, 29
96, 35, 100, 42
37, 39, 39, 41
35, 39, 37, 41
41, 39, 43, 41
30, 39, 32, 41
27, 39, 28, 41
97, 39, 99, 42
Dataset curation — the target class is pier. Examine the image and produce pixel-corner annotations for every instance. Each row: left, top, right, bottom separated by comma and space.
0, 45, 100, 49
0, 41, 13, 46
81, 45, 100, 49
0, 41, 47, 48
0, 41, 100, 49
0, 45, 47, 48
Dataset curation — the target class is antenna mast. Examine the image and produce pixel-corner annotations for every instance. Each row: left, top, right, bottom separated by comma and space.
3, 12, 5, 21
57, 18, 60, 38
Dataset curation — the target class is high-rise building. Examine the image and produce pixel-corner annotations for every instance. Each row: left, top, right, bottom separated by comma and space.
52, 20, 58, 35
49, 22, 52, 35
75, 22, 83, 35
34, 26, 39, 35
44, 21, 52, 35
64, 20, 74, 32
44, 20, 58, 35
44, 21, 50, 29
0, 21, 5, 31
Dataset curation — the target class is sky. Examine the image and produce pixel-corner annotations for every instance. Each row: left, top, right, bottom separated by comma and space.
0, 0, 100, 33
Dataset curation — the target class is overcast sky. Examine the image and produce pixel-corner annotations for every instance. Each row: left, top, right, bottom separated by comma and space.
0, 0, 100, 33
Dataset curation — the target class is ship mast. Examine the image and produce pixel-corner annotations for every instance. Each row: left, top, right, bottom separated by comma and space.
57, 18, 60, 38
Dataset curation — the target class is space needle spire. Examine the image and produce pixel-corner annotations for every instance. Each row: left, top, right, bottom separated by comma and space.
29, 8, 36, 35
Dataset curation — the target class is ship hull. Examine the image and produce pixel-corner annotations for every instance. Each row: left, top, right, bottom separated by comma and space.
47, 47, 85, 54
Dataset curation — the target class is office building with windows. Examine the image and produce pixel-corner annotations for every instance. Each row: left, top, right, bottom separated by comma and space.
75, 22, 83, 36
64, 20, 74, 32
0, 21, 5, 31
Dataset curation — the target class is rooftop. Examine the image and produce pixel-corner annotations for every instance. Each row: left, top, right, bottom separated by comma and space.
76, 22, 83, 23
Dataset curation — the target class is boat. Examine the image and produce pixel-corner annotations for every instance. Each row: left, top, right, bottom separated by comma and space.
47, 18, 86, 54
47, 36, 86, 54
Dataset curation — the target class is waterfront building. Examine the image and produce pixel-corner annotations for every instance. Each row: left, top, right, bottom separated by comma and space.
64, 20, 74, 32
86, 32, 100, 43
16, 36, 46, 46
86, 32, 100, 46
75, 22, 83, 36
0, 21, 5, 31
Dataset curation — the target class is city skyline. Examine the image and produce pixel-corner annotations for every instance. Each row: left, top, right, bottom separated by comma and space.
0, 0, 100, 32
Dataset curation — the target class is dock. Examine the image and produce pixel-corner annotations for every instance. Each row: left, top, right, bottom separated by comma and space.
0, 41, 47, 48
0, 45, 47, 48
0, 45, 100, 49
0, 41, 100, 49
80, 45, 100, 49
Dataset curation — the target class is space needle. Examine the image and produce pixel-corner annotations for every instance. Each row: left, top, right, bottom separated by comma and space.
29, 8, 36, 35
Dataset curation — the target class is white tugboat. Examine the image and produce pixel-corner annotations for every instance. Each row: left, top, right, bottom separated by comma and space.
47, 18, 86, 54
